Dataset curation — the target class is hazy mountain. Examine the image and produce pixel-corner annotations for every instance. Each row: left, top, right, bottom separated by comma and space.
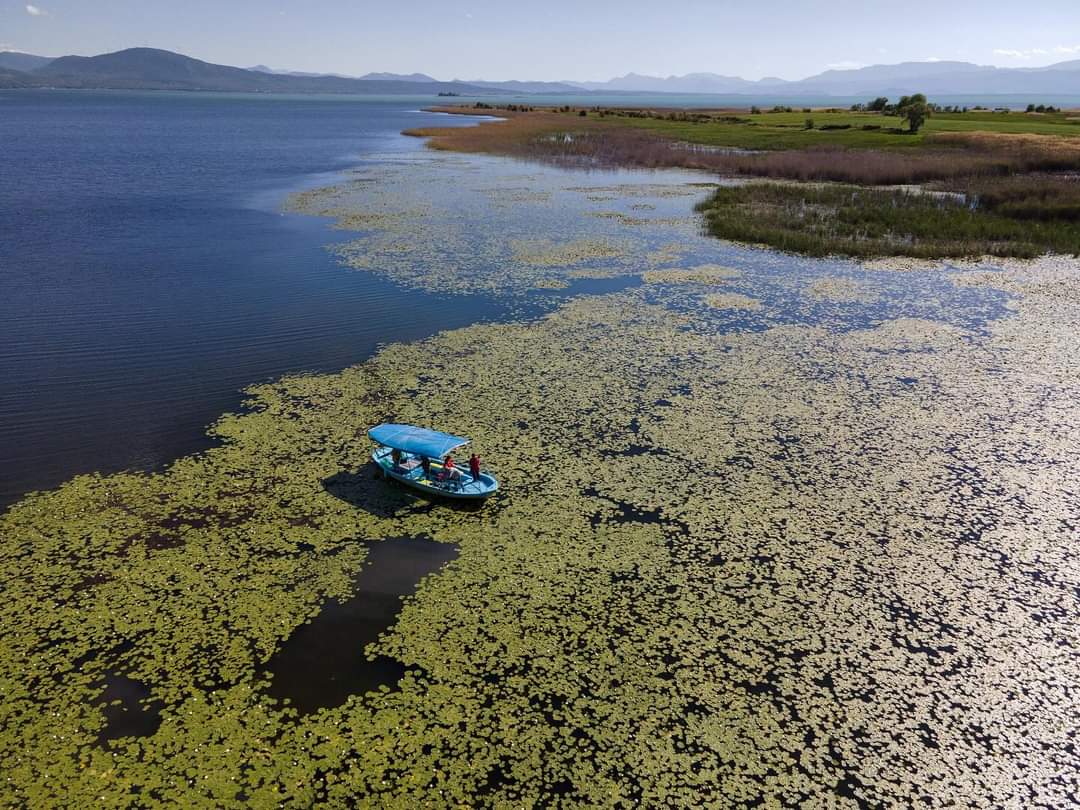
0, 66, 32, 88
248, 64, 433, 81
251, 64, 569, 90
569, 60, 1080, 97
1043, 59, 1080, 72
795, 60, 1080, 96
570, 72, 770, 93
25, 48, 508, 95
0, 51, 54, 72
359, 71, 438, 82
459, 79, 583, 93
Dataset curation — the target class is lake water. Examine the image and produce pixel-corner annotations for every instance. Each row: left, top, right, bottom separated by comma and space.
0, 90, 1006, 507
0, 91, 518, 506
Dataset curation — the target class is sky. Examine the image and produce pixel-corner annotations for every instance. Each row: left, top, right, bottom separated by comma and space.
2, 0, 1079, 81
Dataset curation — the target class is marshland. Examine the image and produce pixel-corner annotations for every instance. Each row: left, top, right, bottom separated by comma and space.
408, 104, 1080, 258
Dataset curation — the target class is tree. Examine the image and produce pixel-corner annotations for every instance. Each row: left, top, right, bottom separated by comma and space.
868, 96, 889, 112
897, 93, 930, 133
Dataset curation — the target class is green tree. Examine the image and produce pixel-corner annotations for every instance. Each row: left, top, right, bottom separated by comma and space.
897, 93, 930, 133
868, 96, 889, 112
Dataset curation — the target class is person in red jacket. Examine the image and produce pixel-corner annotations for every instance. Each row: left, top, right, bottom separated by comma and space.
443, 454, 457, 481
469, 453, 481, 483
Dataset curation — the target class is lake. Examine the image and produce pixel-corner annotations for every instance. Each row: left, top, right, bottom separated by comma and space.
0, 90, 1005, 507
1, 88, 1076, 807
0, 90, 516, 506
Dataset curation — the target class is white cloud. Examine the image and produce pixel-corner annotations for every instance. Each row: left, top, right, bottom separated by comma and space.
921, 56, 942, 62
826, 61, 865, 71
995, 45, 1079, 60
25, 4, 47, 16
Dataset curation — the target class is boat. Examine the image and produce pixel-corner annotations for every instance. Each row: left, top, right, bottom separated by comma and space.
368, 423, 499, 501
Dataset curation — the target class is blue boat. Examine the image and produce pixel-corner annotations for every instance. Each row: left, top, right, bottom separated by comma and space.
368, 423, 499, 501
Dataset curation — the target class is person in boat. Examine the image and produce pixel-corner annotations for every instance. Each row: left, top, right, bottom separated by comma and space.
469, 453, 481, 483
421, 455, 431, 477
443, 454, 459, 481
391, 448, 402, 468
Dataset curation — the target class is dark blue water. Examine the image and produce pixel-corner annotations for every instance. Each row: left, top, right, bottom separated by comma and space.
0, 90, 501, 507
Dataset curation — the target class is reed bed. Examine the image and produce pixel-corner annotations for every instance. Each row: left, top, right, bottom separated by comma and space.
695, 183, 1080, 258
410, 108, 1080, 258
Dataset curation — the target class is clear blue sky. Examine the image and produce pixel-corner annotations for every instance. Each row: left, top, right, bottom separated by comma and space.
3, 0, 1078, 80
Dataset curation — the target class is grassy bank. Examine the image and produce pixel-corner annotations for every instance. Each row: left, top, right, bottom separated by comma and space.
611, 107, 1080, 150
408, 106, 1080, 259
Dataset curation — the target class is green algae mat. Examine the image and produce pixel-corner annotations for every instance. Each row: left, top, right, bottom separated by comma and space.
2, 152, 1080, 807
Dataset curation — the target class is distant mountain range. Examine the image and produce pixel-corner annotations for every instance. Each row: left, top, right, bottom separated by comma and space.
0, 51, 53, 72
0, 48, 510, 95
229, 63, 582, 93
2, 47, 1079, 98
569, 61, 1080, 96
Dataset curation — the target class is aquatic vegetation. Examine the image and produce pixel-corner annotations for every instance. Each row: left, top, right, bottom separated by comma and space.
804, 276, 879, 303
3, 245, 1079, 805
704, 292, 763, 310
565, 183, 711, 199
642, 264, 741, 285
510, 237, 627, 267
282, 153, 718, 295
588, 210, 695, 228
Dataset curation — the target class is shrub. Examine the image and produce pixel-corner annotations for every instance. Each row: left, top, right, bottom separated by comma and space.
898, 93, 930, 133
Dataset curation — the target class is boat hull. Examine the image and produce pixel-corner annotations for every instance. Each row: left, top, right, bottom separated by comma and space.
371, 448, 498, 501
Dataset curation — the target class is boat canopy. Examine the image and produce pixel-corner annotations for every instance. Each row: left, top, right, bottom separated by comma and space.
367, 423, 469, 459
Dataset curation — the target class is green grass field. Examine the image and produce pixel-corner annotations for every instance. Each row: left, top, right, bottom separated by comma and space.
595, 109, 1080, 150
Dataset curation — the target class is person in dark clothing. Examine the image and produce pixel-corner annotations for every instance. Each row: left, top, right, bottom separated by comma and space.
421, 456, 431, 477
469, 453, 481, 483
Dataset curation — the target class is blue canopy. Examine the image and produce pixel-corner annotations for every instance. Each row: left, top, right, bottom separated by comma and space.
368, 423, 470, 459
